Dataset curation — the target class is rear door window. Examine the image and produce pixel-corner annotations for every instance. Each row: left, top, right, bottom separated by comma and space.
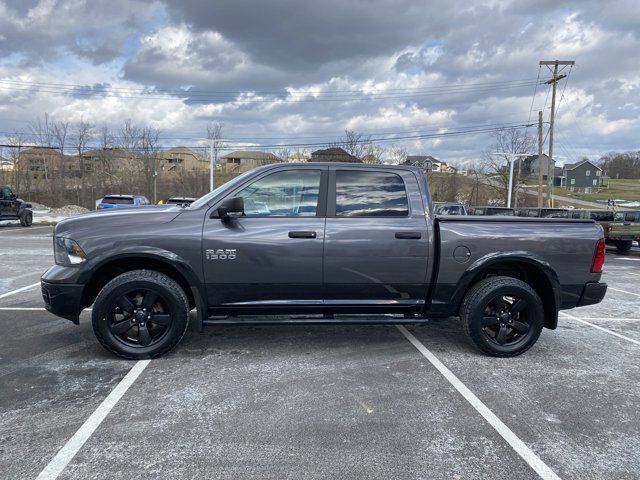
334, 170, 409, 217
103, 196, 134, 205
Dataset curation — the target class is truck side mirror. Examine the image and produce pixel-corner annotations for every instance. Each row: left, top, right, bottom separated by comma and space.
214, 196, 244, 221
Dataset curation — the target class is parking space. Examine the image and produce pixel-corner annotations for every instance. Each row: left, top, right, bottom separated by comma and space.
1, 228, 639, 479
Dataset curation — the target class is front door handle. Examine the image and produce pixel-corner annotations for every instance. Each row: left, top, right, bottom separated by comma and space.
395, 231, 422, 239
289, 231, 317, 239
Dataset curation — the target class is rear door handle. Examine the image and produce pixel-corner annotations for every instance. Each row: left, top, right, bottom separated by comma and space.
395, 231, 422, 239
289, 231, 317, 239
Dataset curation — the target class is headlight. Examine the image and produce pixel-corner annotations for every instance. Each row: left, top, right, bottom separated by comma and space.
54, 237, 87, 266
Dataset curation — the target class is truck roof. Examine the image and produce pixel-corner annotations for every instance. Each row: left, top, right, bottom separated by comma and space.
263, 162, 426, 174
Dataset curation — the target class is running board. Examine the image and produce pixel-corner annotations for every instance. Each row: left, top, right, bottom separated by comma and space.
202, 314, 428, 327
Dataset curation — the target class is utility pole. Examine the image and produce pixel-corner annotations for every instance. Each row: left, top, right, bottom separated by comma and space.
540, 60, 574, 207
537, 110, 543, 207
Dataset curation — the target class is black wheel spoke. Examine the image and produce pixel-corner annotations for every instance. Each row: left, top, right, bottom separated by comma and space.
482, 316, 499, 328
496, 324, 508, 345
112, 319, 133, 335
141, 292, 159, 309
511, 320, 529, 334
117, 296, 135, 315
138, 324, 152, 346
492, 296, 507, 312
149, 313, 171, 326
510, 299, 527, 315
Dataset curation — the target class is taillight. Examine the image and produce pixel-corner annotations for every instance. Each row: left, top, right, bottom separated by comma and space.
591, 239, 606, 273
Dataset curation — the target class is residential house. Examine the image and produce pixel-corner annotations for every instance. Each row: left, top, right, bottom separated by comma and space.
158, 146, 207, 173
403, 155, 437, 172
220, 150, 281, 173
559, 160, 603, 192
15, 147, 71, 179
309, 147, 362, 163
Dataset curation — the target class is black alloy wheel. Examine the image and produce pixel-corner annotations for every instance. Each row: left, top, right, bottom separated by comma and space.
461, 276, 544, 357
92, 269, 190, 359
480, 294, 532, 347
108, 289, 172, 348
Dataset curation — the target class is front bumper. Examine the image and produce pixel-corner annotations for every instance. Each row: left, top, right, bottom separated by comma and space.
41, 280, 84, 324
577, 281, 607, 307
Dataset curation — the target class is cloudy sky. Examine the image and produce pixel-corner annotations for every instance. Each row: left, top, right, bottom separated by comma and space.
0, 0, 639, 165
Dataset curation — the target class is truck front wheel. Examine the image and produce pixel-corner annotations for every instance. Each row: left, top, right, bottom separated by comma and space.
19, 210, 32, 227
615, 240, 632, 253
92, 269, 190, 359
460, 276, 544, 357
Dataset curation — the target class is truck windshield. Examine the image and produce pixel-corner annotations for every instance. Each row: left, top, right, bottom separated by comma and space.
189, 169, 256, 209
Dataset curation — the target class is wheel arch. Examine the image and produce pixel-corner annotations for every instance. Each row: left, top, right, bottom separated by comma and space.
454, 252, 560, 329
80, 253, 200, 311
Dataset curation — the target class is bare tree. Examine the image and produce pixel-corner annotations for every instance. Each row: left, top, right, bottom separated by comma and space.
71, 118, 94, 207
275, 147, 291, 163
362, 144, 385, 164
206, 122, 224, 189
140, 127, 161, 203
387, 146, 408, 165
334, 129, 372, 159
485, 128, 535, 206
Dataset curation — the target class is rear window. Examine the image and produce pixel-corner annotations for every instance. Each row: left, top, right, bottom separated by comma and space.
435, 204, 465, 215
335, 170, 409, 217
590, 211, 614, 221
102, 196, 134, 205
488, 208, 514, 216
541, 209, 569, 218
625, 212, 640, 222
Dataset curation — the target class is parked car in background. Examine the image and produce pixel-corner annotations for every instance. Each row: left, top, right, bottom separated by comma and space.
516, 208, 570, 218
0, 185, 33, 226
166, 197, 196, 206
433, 202, 467, 215
97, 195, 150, 209
607, 210, 640, 252
468, 206, 515, 216
571, 209, 640, 252
42, 162, 607, 359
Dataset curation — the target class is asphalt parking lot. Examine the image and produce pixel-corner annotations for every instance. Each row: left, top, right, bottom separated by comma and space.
1, 225, 639, 480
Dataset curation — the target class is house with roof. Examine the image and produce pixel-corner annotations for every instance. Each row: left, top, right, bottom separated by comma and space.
403, 155, 438, 172
220, 150, 281, 173
309, 147, 362, 163
158, 146, 207, 173
559, 160, 603, 192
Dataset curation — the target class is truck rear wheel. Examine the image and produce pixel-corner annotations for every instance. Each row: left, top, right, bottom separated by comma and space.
92, 269, 190, 359
19, 210, 32, 227
615, 240, 632, 253
460, 276, 544, 357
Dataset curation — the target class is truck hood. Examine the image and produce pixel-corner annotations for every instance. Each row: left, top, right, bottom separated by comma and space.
55, 205, 184, 238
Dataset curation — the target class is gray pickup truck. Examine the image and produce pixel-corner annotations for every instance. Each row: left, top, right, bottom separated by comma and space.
41, 163, 607, 359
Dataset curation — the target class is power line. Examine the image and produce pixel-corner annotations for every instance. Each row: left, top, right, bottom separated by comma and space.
0, 122, 537, 152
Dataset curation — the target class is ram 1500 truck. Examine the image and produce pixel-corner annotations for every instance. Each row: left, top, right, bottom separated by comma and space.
41, 163, 607, 359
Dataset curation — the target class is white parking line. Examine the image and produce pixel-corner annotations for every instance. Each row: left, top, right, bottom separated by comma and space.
0, 282, 40, 300
36, 359, 151, 480
0, 307, 92, 311
396, 326, 561, 480
608, 286, 640, 298
578, 317, 640, 322
560, 312, 640, 346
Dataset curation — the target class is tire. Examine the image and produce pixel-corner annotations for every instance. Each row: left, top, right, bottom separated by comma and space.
19, 210, 32, 227
615, 240, 632, 253
92, 269, 190, 359
460, 276, 544, 357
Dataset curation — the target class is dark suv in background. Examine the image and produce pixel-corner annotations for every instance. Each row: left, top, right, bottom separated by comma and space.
0, 185, 33, 226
